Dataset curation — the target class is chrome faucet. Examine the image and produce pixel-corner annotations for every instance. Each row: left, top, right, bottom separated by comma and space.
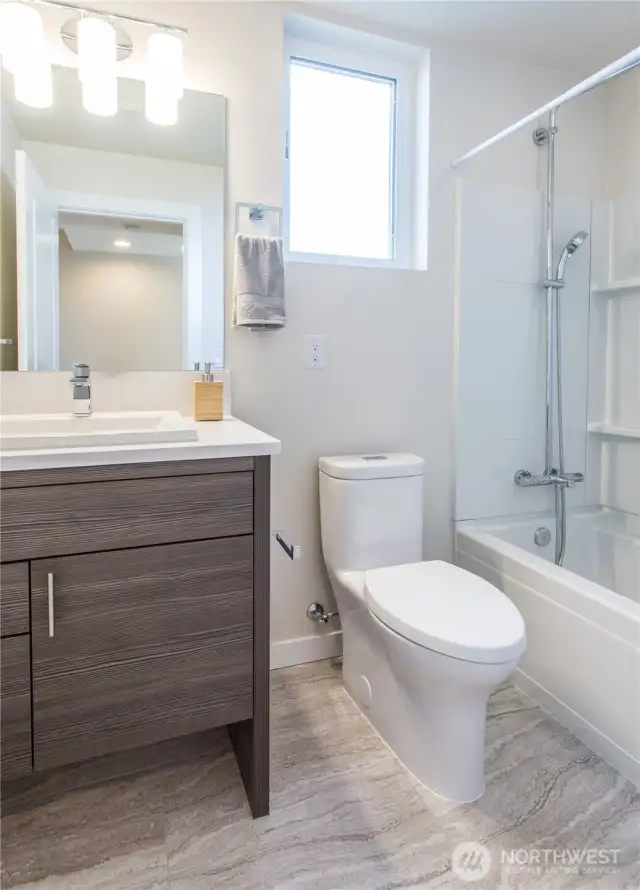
70, 363, 91, 416
515, 469, 584, 489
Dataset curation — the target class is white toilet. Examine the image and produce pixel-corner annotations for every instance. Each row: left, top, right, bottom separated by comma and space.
319, 453, 526, 803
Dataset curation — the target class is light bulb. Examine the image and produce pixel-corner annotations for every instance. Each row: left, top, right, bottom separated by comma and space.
82, 77, 117, 117
0, 2, 44, 76
14, 59, 53, 108
145, 82, 178, 126
77, 16, 116, 84
147, 31, 183, 98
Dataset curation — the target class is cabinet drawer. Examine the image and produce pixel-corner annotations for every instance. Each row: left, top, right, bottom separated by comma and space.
1, 471, 253, 562
0, 563, 29, 636
1, 635, 32, 781
31, 537, 254, 771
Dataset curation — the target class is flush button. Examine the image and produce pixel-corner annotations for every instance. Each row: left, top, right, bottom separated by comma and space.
362, 455, 387, 461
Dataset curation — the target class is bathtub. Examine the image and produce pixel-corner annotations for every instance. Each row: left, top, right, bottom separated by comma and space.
456, 506, 640, 788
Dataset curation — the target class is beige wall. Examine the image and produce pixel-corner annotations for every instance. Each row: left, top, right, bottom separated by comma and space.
59, 243, 184, 371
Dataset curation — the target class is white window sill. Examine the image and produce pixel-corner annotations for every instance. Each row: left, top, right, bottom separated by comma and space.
285, 250, 416, 271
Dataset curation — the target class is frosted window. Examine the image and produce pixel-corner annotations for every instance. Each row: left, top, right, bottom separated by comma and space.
288, 58, 396, 260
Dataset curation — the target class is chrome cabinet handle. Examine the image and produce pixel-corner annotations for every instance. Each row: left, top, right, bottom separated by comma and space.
47, 572, 55, 638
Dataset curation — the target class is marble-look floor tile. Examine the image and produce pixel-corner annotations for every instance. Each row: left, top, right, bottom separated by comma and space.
1, 814, 166, 889
167, 745, 429, 890
2, 661, 638, 890
7, 845, 170, 890
1, 731, 231, 888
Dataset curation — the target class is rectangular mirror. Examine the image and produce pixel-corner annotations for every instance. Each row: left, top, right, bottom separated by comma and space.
0, 65, 225, 371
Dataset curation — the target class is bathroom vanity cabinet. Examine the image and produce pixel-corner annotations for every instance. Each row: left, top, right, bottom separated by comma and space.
0, 456, 270, 817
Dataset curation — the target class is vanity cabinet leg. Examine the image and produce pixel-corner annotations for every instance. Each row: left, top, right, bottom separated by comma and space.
230, 456, 270, 818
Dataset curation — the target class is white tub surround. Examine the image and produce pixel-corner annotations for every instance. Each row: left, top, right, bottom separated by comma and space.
0, 416, 280, 471
456, 511, 640, 789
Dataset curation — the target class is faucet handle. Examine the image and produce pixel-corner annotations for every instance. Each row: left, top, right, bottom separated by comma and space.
71, 363, 91, 382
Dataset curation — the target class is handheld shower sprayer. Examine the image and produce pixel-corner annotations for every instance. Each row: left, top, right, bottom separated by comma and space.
556, 231, 588, 281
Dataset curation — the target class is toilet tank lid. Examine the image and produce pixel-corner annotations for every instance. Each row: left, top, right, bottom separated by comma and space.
319, 453, 424, 480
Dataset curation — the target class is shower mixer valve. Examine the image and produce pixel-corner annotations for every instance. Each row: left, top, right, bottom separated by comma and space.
514, 469, 584, 489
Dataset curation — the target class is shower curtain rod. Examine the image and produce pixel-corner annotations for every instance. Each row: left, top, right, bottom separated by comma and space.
451, 44, 640, 168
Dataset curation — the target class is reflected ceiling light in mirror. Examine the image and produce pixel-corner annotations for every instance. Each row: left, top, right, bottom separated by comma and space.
77, 15, 117, 116
14, 59, 53, 108
82, 77, 117, 117
114, 239, 131, 248
145, 30, 183, 126
145, 84, 178, 126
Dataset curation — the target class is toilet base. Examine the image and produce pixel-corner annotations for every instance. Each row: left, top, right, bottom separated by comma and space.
339, 602, 518, 803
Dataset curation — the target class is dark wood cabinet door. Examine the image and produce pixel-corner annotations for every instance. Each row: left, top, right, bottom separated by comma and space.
0, 563, 29, 636
1, 635, 32, 781
31, 538, 253, 771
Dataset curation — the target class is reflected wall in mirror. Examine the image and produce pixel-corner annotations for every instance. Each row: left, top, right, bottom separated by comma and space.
0, 65, 225, 371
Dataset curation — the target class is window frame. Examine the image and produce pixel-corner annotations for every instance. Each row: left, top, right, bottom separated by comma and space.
283, 38, 413, 269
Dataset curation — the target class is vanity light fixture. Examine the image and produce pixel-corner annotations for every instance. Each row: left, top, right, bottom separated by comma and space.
0, 1, 52, 107
0, 0, 187, 121
77, 15, 117, 116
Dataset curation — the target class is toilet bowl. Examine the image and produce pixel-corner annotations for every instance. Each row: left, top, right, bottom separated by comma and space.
319, 453, 526, 802
365, 561, 524, 801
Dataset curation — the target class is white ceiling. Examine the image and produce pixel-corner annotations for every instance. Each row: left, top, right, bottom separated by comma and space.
316, 1, 640, 73
59, 213, 183, 258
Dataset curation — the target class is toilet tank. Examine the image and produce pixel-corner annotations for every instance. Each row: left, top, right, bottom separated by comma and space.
319, 454, 424, 573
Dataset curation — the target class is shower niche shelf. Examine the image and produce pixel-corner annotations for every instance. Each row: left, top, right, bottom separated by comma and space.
588, 423, 640, 440
592, 279, 640, 295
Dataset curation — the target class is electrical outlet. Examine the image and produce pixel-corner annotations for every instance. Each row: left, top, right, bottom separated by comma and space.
305, 334, 326, 369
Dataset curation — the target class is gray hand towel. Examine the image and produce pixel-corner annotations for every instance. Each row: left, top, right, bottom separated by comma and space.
233, 234, 285, 329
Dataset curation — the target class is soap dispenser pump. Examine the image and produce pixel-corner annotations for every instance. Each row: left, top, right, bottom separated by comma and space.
193, 362, 224, 421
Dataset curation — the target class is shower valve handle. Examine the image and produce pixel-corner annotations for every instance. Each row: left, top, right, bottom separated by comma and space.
515, 469, 583, 489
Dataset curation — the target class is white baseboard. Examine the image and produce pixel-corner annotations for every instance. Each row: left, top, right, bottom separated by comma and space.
514, 668, 640, 790
271, 630, 343, 671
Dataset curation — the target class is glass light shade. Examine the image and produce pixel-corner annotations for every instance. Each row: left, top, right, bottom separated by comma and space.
0, 2, 44, 75
145, 82, 178, 126
82, 76, 117, 116
147, 31, 183, 98
77, 16, 116, 84
14, 59, 53, 108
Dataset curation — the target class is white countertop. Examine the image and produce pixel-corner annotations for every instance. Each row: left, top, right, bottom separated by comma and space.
0, 416, 281, 472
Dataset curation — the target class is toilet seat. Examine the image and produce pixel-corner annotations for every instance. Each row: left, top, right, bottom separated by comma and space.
365, 560, 526, 664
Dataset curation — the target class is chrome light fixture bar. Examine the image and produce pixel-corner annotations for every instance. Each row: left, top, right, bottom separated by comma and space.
29, 0, 187, 34
451, 45, 640, 168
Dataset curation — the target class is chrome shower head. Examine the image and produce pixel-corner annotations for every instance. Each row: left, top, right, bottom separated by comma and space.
566, 231, 588, 255
556, 231, 589, 281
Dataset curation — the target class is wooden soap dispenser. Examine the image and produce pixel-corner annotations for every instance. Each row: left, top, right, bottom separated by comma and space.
194, 362, 224, 421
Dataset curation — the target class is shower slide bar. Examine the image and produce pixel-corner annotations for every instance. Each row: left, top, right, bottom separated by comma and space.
451, 45, 640, 168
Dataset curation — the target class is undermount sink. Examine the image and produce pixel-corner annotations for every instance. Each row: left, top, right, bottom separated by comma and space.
0, 411, 199, 452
